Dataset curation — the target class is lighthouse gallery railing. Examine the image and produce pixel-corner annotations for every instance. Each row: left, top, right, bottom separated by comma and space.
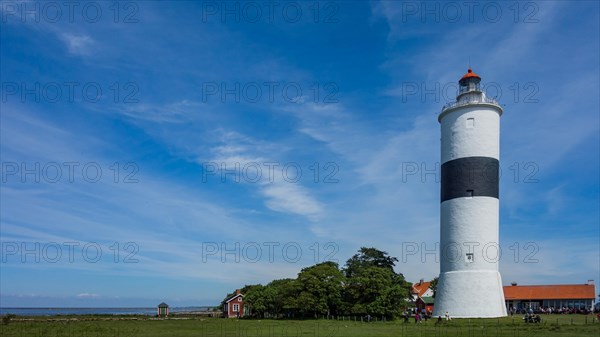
442, 96, 501, 112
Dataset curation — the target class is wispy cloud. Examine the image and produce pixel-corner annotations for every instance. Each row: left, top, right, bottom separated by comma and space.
76, 293, 99, 298
118, 100, 206, 124
59, 33, 94, 56
206, 131, 324, 220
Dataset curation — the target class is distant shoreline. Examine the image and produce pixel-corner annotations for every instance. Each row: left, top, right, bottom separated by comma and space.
0, 307, 218, 316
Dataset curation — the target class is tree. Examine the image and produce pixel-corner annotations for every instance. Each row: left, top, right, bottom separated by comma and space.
222, 246, 413, 319
241, 284, 266, 317
343, 247, 399, 278
295, 261, 344, 318
342, 247, 411, 319
263, 278, 299, 318
429, 277, 439, 298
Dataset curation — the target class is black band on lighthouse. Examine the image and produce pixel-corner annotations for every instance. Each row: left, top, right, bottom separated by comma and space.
441, 156, 499, 202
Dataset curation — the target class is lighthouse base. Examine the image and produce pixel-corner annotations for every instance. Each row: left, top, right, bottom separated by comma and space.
433, 270, 507, 318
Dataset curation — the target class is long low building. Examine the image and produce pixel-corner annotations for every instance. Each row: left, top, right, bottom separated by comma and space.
504, 282, 596, 311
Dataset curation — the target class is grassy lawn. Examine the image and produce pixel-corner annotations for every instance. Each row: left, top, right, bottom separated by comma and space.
1, 314, 599, 337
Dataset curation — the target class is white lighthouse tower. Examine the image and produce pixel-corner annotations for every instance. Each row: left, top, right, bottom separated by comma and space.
433, 69, 507, 318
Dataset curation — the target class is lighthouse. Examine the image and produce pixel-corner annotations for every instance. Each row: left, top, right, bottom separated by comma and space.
433, 69, 507, 318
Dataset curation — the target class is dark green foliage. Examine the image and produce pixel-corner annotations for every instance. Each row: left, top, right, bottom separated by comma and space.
242, 279, 299, 318
429, 277, 439, 297
296, 262, 344, 318
231, 247, 412, 319
2, 313, 16, 325
343, 247, 399, 278
342, 248, 412, 319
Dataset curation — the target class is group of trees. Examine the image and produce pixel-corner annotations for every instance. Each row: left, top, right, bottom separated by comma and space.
222, 247, 414, 319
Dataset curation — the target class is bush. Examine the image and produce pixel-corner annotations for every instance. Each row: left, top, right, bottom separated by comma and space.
2, 314, 16, 325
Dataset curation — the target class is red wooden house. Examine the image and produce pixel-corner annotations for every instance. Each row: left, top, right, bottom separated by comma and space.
223, 289, 245, 318
411, 279, 435, 312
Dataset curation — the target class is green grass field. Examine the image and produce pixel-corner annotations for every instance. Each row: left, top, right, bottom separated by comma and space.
1, 314, 599, 337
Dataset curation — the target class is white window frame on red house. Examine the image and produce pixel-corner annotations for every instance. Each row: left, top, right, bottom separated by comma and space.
233, 304, 239, 312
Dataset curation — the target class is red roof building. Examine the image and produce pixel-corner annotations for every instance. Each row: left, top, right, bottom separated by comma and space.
411, 279, 435, 312
223, 289, 246, 318
412, 280, 433, 298
503, 282, 596, 311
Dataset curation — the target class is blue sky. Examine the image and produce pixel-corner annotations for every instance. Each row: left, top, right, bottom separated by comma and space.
1, 1, 598, 307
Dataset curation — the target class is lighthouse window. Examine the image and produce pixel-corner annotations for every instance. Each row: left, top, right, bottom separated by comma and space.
466, 253, 474, 263
466, 118, 475, 128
